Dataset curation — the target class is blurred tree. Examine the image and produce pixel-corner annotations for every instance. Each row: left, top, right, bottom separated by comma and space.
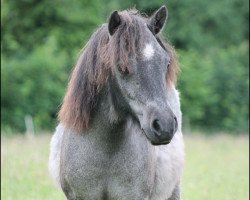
204, 43, 249, 132
2, 0, 61, 57
179, 43, 249, 132
1, 0, 249, 134
1, 0, 105, 59
164, 0, 249, 50
1, 37, 68, 132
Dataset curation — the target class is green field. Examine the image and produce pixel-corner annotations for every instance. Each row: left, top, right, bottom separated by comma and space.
1, 134, 249, 200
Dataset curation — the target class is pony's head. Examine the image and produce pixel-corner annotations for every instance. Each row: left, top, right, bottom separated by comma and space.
59, 6, 180, 145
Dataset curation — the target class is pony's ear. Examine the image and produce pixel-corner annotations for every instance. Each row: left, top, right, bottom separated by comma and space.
108, 11, 121, 36
148, 6, 168, 35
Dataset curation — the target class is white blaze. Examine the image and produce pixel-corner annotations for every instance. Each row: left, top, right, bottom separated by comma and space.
143, 43, 154, 60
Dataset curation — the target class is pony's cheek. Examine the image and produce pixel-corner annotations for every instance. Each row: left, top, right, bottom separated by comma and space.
127, 100, 144, 117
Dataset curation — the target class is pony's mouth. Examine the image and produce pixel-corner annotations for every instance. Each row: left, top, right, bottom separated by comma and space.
141, 128, 172, 146
151, 140, 171, 146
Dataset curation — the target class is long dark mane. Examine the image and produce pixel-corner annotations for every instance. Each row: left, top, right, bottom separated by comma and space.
58, 9, 179, 132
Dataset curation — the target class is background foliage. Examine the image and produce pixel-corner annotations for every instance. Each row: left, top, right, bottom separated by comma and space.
1, 0, 249, 134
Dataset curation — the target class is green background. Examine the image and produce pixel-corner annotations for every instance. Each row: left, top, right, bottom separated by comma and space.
1, 0, 249, 134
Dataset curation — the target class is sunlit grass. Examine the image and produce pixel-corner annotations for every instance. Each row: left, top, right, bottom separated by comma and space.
1, 134, 65, 200
182, 134, 249, 200
1, 133, 249, 200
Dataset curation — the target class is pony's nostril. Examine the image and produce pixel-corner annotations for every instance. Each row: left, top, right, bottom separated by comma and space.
152, 119, 161, 133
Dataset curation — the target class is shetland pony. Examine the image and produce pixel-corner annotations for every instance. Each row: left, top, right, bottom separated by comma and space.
49, 6, 184, 200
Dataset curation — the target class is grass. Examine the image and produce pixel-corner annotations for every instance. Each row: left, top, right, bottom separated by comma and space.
1, 133, 249, 200
182, 134, 249, 200
1, 134, 65, 200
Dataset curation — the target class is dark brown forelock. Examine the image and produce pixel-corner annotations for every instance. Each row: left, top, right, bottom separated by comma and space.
58, 9, 179, 132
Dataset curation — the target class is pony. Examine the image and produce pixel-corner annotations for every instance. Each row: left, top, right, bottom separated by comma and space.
49, 5, 185, 200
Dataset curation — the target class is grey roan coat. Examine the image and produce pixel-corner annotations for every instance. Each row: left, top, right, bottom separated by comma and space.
49, 5, 185, 200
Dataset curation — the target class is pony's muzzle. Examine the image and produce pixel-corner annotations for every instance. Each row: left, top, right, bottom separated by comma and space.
150, 115, 177, 145
141, 106, 178, 145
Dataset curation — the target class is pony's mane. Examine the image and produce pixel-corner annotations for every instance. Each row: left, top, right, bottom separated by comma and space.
58, 9, 180, 132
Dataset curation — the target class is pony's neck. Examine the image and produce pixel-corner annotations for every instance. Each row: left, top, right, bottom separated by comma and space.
89, 81, 129, 135
80, 83, 131, 150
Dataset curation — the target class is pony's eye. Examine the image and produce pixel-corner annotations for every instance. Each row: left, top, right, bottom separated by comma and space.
167, 61, 171, 67
118, 67, 130, 75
